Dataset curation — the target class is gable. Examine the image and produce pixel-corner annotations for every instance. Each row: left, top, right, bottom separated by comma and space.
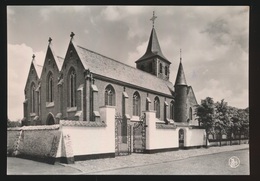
60, 41, 85, 74
24, 62, 39, 92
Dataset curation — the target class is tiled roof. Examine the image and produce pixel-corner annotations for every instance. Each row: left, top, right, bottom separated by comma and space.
135, 28, 170, 64
73, 41, 174, 96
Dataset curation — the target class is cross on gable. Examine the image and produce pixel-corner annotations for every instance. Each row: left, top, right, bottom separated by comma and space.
32, 54, 35, 59
150, 11, 157, 28
70, 32, 75, 38
48, 37, 52, 44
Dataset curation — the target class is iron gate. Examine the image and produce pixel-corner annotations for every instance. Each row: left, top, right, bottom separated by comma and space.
115, 114, 131, 156
133, 113, 146, 153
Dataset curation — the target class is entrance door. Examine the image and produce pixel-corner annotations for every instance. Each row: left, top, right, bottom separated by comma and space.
47, 114, 55, 125
179, 129, 184, 148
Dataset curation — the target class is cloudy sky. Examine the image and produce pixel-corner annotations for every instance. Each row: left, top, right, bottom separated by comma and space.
7, 6, 249, 121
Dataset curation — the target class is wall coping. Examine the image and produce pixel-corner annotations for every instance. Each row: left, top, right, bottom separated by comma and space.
156, 123, 177, 129
60, 120, 107, 127
7, 124, 60, 131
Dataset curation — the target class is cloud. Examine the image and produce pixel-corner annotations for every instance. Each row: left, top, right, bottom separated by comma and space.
40, 6, 90, 21
195, 79, 232, 103
8, 44, 45, 121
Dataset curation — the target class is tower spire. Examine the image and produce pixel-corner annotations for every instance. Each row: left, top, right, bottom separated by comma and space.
150, 11, 157, 28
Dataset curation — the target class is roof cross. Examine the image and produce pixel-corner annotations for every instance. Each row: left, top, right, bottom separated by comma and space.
180, 49, 182, 62
150, 11, 157, 28
32, 54, 35, 59
48, 37, 52, 44
70, 32, 75, 39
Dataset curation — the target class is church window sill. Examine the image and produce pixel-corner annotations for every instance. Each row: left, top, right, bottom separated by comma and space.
46, 102, 54, 108
67, 107, 77, 112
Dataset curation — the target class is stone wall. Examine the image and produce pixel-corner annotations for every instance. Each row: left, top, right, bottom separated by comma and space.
7, 125, 61, 164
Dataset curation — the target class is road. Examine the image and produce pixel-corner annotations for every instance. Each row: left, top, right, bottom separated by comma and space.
87, 149, 249, 175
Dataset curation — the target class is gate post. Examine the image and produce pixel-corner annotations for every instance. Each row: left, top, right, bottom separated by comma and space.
144, 111, 156, 151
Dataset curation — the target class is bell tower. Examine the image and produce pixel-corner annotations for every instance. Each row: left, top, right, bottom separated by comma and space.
135, 11, 171, 81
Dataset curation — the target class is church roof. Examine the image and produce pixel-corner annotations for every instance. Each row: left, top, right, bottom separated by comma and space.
135, 28, 170, 64
175, 62, 187, 86
73, 42, 174, 96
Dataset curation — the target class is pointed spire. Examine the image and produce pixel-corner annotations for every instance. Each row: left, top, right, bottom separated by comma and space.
175, 57, 187, 86
136, 27, 170, 64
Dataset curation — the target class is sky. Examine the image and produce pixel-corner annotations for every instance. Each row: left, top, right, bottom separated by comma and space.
7, 6, 249, 121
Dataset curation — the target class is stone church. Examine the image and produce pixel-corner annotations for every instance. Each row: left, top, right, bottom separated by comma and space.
22, 14, 198, 130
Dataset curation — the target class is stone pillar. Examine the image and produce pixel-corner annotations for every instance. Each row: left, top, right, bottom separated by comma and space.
100, 106, 116, 153
144, 110, 156, 150
85, 71, 91, 121
92, 84, 99, 121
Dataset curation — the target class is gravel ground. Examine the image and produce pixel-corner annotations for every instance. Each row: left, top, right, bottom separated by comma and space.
61, 144, 249, 174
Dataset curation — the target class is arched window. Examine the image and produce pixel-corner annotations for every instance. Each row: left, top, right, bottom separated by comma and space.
105, 84, 115, 106
159, 63, 162, 73
47, 73, 53, 102
189, 107, 192, 120
68, 68, 76, 107
154, 96, 160, 118
165, 66, 168, 76
133, 91, 141, 116
149, 62, 153, 72
31, 83, 35, 113
170, 101, 174, 119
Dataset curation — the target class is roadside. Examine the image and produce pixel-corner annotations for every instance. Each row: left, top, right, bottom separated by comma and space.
7, 144, 249, 175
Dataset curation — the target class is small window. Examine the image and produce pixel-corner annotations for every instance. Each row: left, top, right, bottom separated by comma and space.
189, 107, 192, 120
165, 66, 168, 76
159, 63, 162, 73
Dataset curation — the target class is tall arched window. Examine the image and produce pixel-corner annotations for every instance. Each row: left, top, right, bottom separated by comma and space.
154, 96, 160, 118
189, 107, 193, 120
105, 84, 115, 106
47, 73, 53, 102
68, 68, 76, 107
170, 101, 174, 119
133, 91, 141, 116
159, 63, 162, 73
31, 83, 35, 113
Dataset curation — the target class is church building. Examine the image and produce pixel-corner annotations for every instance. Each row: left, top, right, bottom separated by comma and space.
22, 12, 198, 131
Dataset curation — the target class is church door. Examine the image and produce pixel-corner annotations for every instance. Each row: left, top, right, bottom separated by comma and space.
179, 129, 184, 148
47, 114, 55, 125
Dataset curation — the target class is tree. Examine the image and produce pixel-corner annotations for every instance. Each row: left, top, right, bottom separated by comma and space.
195, 97, 215, 147
7, 118, 22, 128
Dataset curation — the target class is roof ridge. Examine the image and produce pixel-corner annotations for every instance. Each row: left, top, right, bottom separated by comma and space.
76, 45, 173, 84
